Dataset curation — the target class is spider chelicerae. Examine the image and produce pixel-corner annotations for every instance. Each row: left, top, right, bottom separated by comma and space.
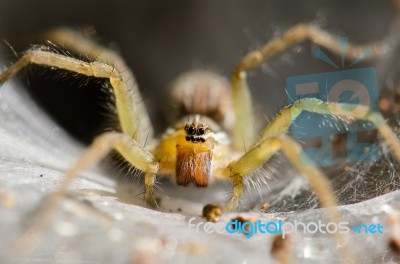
2, 23, 400, 253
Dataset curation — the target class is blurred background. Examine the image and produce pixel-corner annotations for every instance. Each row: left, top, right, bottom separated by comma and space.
0, 0, 397, 143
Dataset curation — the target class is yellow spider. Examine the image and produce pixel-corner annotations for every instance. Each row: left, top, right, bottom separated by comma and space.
2, 24, 400, 254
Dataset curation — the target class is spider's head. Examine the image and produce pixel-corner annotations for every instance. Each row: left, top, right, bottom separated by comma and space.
184, 122, 210, 143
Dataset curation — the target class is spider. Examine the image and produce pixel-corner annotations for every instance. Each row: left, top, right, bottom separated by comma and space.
2, 23, 400, 254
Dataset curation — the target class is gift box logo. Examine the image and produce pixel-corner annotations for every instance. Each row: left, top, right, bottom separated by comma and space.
286, 37, 381, 166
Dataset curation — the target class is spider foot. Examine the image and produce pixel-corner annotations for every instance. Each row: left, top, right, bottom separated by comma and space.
224, 195, 240, 212
145, 185, 159, 208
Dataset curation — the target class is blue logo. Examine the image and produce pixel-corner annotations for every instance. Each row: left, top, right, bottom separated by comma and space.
286, 37, 381, 165
351, 223, 383, 234
224, 219, 383, 239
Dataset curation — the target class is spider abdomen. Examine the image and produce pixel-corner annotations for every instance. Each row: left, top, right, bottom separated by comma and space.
168, 70, 234, 132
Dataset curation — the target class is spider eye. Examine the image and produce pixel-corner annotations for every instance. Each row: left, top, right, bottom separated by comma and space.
198, 128, 205, 135
187, 127, 194, 135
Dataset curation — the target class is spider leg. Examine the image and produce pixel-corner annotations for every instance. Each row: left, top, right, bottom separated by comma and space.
226, 134, 338, 213
226, 134, 355, 262
0, 33, 152, 145
17, 131, 159, 252
231, 22, 386, 151
254, 97, 400, 162
225, 97, 397, 262
46, 28, 153, 144
226, 97, 400, 209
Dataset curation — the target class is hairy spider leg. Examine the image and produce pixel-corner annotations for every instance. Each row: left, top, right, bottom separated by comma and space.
226, 134, 357, 262
2, 28, 153, 145
47, 28, 153, 144
15, 132, 158, 252
0, 44, 160, 250
226, 98, 400, 210
231, 23, 386, 151
257, 98, 399, 154
225, 98, 398, 264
